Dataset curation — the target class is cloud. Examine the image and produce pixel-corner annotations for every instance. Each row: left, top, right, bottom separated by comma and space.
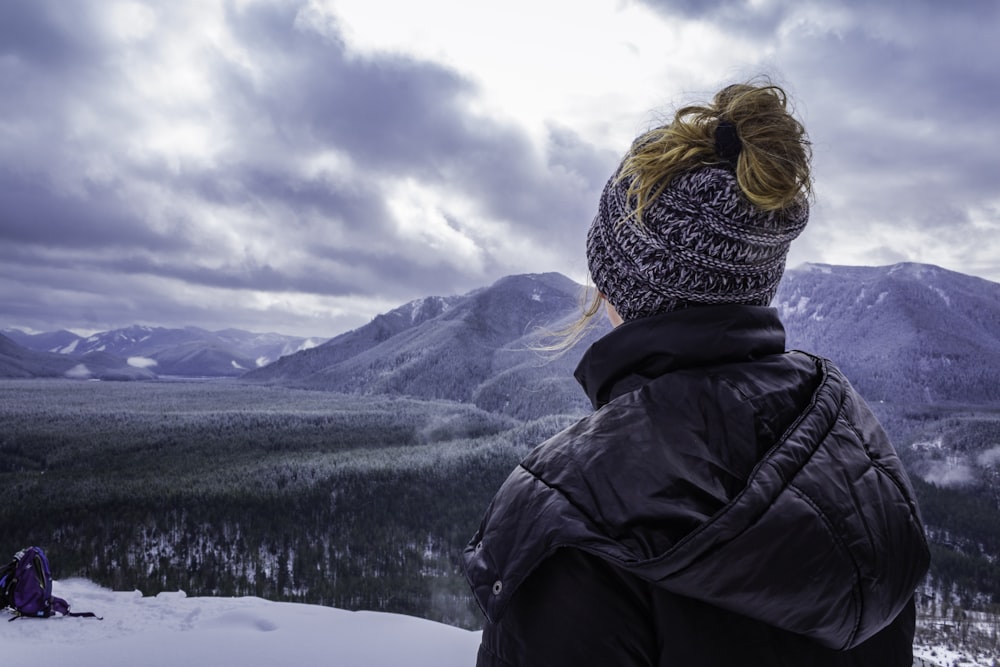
921, 460, 976, 488
0, 0, 998, 337
0, 0, 615, 335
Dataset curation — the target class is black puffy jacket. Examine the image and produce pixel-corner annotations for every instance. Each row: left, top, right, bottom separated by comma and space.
463, 305, 929, 666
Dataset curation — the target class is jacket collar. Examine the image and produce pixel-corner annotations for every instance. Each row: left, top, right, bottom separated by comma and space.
574, 305, 787, 409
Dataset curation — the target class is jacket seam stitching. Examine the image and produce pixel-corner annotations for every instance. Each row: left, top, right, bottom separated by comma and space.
836, 394, 926, 522
786, 480, 864, 649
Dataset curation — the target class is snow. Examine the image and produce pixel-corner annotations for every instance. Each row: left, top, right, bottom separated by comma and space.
65, 363, 92, 378
2, 579, 481, 667
914, 645, 977, 666
915, 640, 997, 666
782, 295, 810, 316
127, 356, 158, 369
5, 581, 990, 666
58, 339, 80, 354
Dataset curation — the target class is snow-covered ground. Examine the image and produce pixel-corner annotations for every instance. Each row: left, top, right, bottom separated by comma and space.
914, 616, 1000, 667
2, 579, 481, 667
914, 645, 997, 667
6, 579, 995, 666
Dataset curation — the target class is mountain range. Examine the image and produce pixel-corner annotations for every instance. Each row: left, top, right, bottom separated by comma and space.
240, 262, 1000, 414
4, 262, 1000, 409
1, 325, 324, 379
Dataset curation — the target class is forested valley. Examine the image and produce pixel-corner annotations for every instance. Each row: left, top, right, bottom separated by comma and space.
0, 379, 577, 628
2, 378, 1000, 655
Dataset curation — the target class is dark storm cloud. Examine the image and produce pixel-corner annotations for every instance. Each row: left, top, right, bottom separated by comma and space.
0, 168, 194, 251
3, 0, 997, 337
0, 1, 101, 67
776, 4, 1000, 214
0, 0, 612, 335
634, 0, 787, 37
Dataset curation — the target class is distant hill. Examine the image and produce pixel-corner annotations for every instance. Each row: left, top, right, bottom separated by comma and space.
1, 326, 323, 377
242, 273, 607, 419
775, 262, 1000, 404
1, 328, 81, 353
0, 333, 155, 380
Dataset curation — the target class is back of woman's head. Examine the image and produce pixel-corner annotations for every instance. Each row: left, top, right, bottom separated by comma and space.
586, 80, 812, 322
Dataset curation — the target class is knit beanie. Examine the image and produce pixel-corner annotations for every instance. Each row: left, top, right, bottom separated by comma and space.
586, 166, 809, 321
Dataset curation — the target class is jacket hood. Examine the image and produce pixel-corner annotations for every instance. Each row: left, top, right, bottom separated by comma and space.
464, 306, 929, 650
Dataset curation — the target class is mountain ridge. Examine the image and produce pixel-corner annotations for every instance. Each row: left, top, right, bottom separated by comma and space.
776, 261, 1000, 403
6, 262, 1000, 409
241, 272, 595, 418
1, 325, 324, 378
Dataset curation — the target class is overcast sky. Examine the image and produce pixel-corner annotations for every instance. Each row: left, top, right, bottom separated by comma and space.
2, 0, 998, 338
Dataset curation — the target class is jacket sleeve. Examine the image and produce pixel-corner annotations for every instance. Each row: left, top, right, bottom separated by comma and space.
476, 548, 656, 667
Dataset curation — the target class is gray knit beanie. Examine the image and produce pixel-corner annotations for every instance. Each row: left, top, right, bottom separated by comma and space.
586, 166, 809, 321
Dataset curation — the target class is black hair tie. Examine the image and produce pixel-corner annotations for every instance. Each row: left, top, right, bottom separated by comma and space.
715, 120, 742, 166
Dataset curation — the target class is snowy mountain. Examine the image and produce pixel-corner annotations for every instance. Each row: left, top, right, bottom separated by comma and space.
776, 262, 1000, 404
242, 272, 605, 419
245, 262, 1000, 415
2, 326, 324, 378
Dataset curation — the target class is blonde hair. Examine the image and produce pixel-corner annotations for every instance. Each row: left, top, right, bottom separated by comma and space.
543, 80, 812, 355
619, 81, 812, 226
533, 282, 604, 356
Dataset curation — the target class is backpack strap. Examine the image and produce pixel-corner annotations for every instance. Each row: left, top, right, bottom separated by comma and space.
8, 597, 103, 621
51, 595, 103, 620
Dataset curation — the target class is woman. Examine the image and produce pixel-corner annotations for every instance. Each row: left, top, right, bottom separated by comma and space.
463, 81, 929, 666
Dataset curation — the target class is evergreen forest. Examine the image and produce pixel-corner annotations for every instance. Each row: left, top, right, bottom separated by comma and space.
0, 378, 577, 628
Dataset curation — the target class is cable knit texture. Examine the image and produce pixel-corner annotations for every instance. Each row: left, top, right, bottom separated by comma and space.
587, 166, 809, 321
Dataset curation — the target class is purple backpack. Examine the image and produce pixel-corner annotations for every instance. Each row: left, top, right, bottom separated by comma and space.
0, 546, 100, 621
